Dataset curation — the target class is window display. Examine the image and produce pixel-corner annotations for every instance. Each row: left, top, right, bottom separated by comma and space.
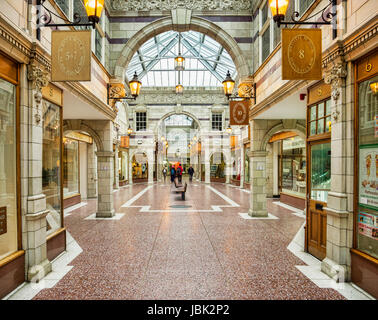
210, 152, 225, 178
281, 136, 306, 196
0, 78, 17, 261
244, 147, 250, 183
132, 153, 148, 179
42, 100, 62, 235
357, 75, 378, 259
63, 138, 79, 197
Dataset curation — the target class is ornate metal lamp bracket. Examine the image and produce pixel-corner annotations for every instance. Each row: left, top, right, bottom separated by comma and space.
36, 0, 96, 29
276, 0, 337, 29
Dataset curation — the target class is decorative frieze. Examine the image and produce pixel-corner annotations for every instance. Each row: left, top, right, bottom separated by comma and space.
111, 0, 253, 11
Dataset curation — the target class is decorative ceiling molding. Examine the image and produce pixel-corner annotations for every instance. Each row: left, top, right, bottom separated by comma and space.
110, 0, 253, 12
128, 88, 228, 105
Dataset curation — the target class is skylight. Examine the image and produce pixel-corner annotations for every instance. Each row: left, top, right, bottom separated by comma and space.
126, 30, 237, 87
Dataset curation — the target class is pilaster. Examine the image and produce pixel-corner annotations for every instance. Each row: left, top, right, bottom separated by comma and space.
26, 59, 52, 281
96, 151, 115, 218
321, 60, 352, 282
248, 150, 268, 217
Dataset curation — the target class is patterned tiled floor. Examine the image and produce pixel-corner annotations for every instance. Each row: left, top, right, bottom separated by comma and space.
33, 179, 347, 300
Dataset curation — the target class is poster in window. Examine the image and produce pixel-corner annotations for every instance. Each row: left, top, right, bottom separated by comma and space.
358, 211, 378, 240
359, 146, 378, 209
0, 207, 6, 235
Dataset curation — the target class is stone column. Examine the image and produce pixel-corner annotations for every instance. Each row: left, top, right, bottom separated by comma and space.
25, 61, 52, 281
114, 143, 119, 190
225, 162, 231, 184
321, 61, 351, 282
87, 142, 97, 198
96, 151, 115, 217
148, 151, 154, 184
240, 146, 245, 189
128, 151, 133, 185
205, 161, 210, 184
248, 151, 268, 217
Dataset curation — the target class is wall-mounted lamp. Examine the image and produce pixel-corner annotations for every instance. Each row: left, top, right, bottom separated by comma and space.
222, 71, 256, 104
107, 72, 142, 105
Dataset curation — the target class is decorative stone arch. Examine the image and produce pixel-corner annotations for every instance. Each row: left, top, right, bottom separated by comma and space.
156, 110, 203, 134
114, 15, 250, 83
260, 122, 306, 151
209, 150, 230, 165
63, 120, 104, 151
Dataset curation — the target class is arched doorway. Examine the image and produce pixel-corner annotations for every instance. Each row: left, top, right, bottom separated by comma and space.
158, 113, 200, 181
132, 152, 149, 182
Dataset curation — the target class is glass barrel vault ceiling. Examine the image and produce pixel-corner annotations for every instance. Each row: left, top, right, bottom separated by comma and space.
126, 31, 237, 88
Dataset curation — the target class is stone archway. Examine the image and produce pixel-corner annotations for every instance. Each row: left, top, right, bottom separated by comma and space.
113, 14, 250, 83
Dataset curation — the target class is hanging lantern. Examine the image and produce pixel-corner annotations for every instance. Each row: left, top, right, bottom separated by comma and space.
226, 126, 232, 134
222, 71, 235, 98
268, 0, 289, 24
84, 0, 105, 24
370, 82, 378, 94
127, 125, 133, 135
129, 72, 142, 97
176, 84, 184, 95
175, 56, 185, 71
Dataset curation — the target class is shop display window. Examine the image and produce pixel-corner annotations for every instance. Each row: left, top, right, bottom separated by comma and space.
63, 138, 79, 197
0, 78, 17, 260
357, 75, 378, 259
132, 153, 148, 179
42, 100, 62, 235
244, 147, 250, 183
308, 99, 331, 137
280, 136, 306, 196
210, 152, 225, 178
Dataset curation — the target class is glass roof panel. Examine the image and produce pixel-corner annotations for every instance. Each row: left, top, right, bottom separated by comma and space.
126, 30, 237, 88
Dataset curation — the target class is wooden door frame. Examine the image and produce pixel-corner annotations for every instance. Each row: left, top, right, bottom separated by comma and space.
305, 138, 331, 254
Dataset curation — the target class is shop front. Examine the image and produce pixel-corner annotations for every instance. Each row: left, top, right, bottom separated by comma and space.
351, 51, 378, 298
132, 152, 148, 183
244, 143, 250, 189
63, 131, 93, 208
210, 152, 226, 183
0, 51, 24, 298
41, 83, 65, 261
118, 148, 128, 186
277, 134, 306, 209
230, 135, 240, 186
305, 81, 332, 261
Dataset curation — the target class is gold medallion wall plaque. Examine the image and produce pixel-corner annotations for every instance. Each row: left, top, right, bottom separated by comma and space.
51, 30, 91, 82
282, 29, 322, 80
230, 100, 250, 126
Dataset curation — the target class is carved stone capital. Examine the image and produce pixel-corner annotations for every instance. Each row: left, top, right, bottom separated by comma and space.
324, 62, 347, 101
238, 76, 254, 98
27, 61, 50, 93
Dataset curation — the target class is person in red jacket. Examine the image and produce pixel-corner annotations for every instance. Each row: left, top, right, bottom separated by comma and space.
176, 163, 183, 183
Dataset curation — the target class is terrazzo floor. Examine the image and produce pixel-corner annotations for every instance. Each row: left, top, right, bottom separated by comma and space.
33, 179, 346, 300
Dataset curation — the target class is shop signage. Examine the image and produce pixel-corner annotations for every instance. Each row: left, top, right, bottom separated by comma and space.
230, 100, 249, 126
64, 131, 93, 144
0, 207, 6, 235
120, 136, 129, 149
282, 29, 322, 80
359, 146, 378, 209
51, 30, 91, 82
41, 83, 63, 106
